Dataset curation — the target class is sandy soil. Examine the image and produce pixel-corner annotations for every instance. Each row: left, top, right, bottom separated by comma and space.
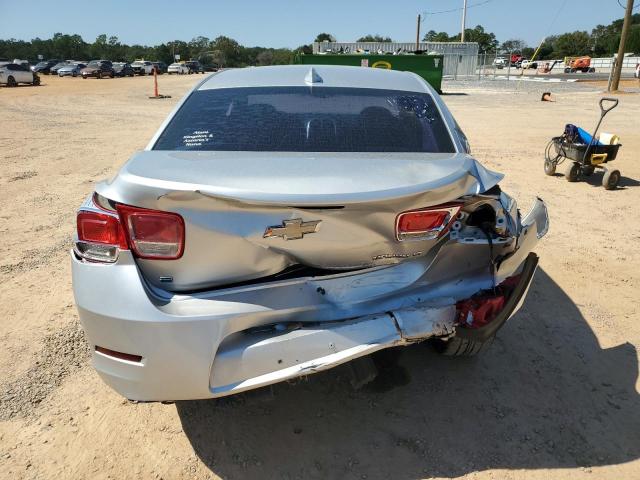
0, 74, 638, 480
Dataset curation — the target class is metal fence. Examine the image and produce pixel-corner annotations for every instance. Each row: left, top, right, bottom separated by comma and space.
590, 56, 640, 70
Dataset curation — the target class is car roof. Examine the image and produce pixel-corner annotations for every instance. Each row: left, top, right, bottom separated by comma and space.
198, 64, 430, 93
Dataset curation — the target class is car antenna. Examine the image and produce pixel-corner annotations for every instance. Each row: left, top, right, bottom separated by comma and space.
304, 67, 323, 85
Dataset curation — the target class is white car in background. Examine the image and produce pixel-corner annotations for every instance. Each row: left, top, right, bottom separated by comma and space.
167, 62, 189, 74
492, 57, 506, 69
131, 60, 155, 75
0, 63, 40, 86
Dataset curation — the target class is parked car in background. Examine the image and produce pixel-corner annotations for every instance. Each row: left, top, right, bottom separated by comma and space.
152, 61, 167, 74
113, 62, 135, 77
185, 60, 205, 74
520, 59, 538, 70
50, 61, 70, 75
167, 62, 189, 74
131, 60, 155, 75
72, 65, 548, 402
0, 63, 40, 86
81, 60, 115, 79
492, 57, 506, 69
32, 60, 62, 75
58, 63, 86, 77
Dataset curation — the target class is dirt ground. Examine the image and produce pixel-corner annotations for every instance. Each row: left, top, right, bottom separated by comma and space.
0, 73, 639, 480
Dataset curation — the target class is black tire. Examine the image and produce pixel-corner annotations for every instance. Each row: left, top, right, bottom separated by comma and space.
432, 334, 494, 357
570, 68, 576, 73
564, 67, 571, 73
97, 72, 102, 79
7, 76, 17, 87
32, 76, 40, 86
565, 162, 580, 182
582, 67, 589, 73
544, 158, 556, 176
581, 165, 595, 176
602, 169, 620, 190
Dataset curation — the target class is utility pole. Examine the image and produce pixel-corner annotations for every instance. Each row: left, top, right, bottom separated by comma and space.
610, 0, 634, 92
461, 0, 468, 42
416, 14, 421, 50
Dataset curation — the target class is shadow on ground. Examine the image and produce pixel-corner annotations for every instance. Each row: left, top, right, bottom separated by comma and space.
176, 268, 640, 479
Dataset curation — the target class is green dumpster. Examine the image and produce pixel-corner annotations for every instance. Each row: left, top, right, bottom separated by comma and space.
294, 54, 444, 93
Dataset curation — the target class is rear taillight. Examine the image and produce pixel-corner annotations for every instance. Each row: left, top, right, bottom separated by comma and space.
396, 205, 461, 241
75, 196, 185, 263
76, 210, 127, 263
117, 204, 185, 260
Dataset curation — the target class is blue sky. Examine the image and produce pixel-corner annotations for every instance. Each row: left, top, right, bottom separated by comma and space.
0, 0, 627, 48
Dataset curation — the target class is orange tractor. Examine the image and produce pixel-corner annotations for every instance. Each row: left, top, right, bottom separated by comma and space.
564, 56, 596, 73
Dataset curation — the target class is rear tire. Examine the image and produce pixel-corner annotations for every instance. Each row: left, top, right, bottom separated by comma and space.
602, 169, 620, 190
432, 334, 494, 357
32, 76, 40, 86
565, 162, 580, 182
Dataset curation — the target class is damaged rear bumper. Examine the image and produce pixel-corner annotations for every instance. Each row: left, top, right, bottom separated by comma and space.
72, 198, 548, 401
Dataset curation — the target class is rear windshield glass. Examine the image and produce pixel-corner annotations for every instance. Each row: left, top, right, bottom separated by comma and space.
153, 87, 455, 153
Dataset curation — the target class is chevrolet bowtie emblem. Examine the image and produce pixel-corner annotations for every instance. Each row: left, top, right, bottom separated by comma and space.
263, 218, 321, 240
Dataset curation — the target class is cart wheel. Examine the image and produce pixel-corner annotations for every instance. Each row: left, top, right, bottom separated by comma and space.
602, 169, 620, 190
565, 162, 580, 182
544, 158, 556, 176
581, 165, 595, 176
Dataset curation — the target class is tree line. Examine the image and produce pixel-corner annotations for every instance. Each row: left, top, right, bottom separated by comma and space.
1, 13, 639, 66
424, 13, 640, 58
0, 34, 299, 67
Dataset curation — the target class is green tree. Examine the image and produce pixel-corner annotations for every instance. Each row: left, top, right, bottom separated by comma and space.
423, 30, 451, 42
356, 34, 392, 42
462, 25, 498, 52
314, 33, 335, 42
553, 31, 591, 58
211, 36, 241, 66
501, 38, 526, 53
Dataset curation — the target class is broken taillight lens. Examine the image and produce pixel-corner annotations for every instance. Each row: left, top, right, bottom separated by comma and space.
396, 205, 461, 241
455, 274, 522, 329
456, 295, 506, 329
116, 204, 185, 260
76, 210, 128, 263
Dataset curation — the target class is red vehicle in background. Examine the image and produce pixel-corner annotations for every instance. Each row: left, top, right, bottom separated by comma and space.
510, 54, 523, 67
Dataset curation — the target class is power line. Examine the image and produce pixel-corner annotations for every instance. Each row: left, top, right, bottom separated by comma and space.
421, 0, 495, 17
617, 0, 640, 10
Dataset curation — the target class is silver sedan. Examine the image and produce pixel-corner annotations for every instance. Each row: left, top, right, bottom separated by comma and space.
72, 65, 548, 401
58, 63, 85, 77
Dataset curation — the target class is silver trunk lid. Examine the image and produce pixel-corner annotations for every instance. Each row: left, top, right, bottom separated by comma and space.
96, 151, 502, 291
